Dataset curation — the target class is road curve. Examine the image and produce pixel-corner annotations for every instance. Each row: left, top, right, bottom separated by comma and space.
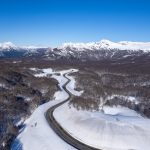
46, 71, 101, 150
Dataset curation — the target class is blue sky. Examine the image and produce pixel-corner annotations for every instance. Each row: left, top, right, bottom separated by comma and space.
0, 0, 150, 47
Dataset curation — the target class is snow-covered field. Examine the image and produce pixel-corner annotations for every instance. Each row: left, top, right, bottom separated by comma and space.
11, 68, 78, 150
54, 102, 150, 150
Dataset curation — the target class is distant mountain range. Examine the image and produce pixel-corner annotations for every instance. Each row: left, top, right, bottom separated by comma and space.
1, 40, 150, 62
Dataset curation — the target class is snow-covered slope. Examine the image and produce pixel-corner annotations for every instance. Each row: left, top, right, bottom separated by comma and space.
60, 39, 150, 51
54, 103, 150, 150
52, 72, 150, 150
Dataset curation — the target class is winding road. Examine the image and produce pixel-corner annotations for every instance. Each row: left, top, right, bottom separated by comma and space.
46, 71, 101, 150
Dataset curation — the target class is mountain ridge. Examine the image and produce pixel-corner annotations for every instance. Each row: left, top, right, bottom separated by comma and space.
1, 39, 150, 51
59, 39, 150, 51
1, 39, 150, 61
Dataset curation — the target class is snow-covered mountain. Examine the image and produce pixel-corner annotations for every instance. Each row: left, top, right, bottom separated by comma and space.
0, 42, 17, 50
1, 40, 150, 61
0, 42, 50, 57
0, 42, 49, 51
1, 39, 150, 52
60, 39, 150, 51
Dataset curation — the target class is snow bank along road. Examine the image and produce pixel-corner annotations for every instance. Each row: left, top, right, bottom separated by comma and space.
46, 71, 100, 150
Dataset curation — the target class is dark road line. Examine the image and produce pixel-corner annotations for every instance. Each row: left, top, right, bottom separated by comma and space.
45, 72, 101, 150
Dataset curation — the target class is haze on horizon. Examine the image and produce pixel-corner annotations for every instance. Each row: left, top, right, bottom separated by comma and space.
0, 0, 150, 47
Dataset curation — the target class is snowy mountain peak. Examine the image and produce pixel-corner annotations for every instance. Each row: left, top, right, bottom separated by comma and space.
0, 42, 16, 49
60, 39, 150, 51
99, 39, 112, 44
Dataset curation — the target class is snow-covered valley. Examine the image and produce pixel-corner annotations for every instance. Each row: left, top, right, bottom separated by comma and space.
11, 68, 78, 150
11, 67, 150, 150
